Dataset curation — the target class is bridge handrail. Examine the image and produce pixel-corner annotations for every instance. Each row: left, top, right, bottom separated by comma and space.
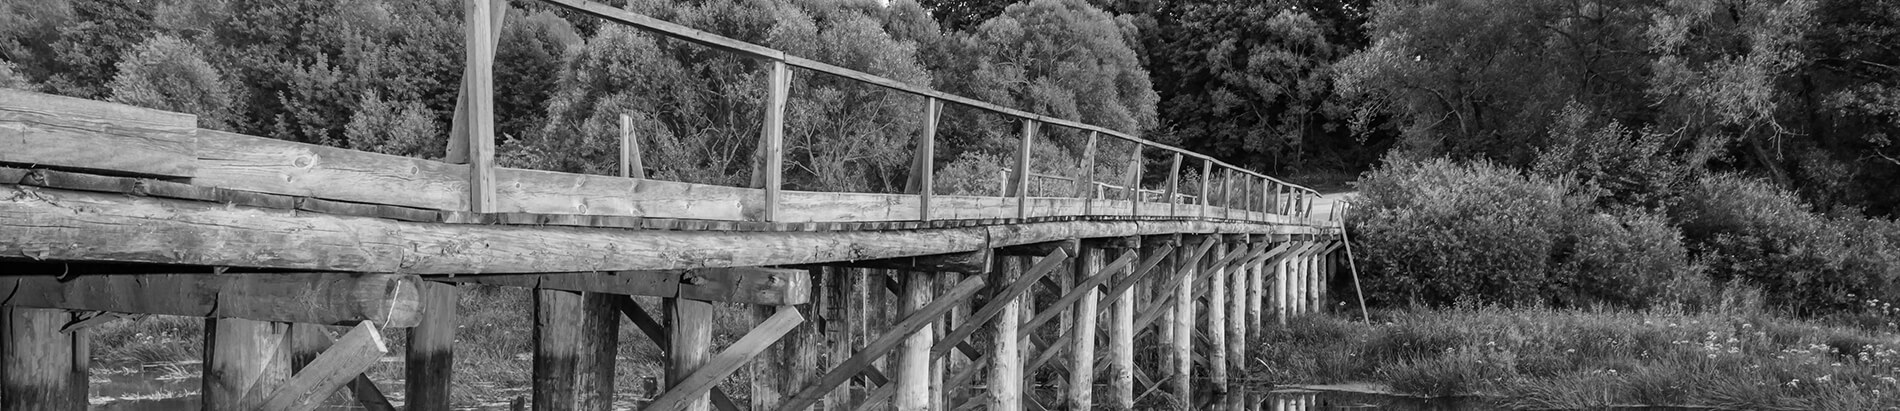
488, 0, 1327, 222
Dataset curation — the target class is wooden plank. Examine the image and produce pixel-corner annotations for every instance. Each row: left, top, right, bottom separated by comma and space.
929, 247, 1068, 360
258, 322, 388, 411
0, 88, 198, 178
462, 0, 498, 212
4, 273, 422, 327
1, 307, 86, 411
774, 275, 985, 411
649, 306, 803, 411
406, 282, 458, 411
206, 318, 290, 410
0, 184, 1314, 274
995, 238, 1078, 257
429, 271, 677, 299
679, 267, 811, 306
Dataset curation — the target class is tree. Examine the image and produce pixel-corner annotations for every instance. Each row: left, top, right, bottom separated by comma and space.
106, 34, 236, 129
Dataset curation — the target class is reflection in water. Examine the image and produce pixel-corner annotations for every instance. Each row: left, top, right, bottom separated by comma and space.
1209, 385, 1500, 411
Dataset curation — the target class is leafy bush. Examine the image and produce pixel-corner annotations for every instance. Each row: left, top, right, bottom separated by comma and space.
106, 34, 235, 128
1351, 157, 1697, 308
1670, 174, 1900, 314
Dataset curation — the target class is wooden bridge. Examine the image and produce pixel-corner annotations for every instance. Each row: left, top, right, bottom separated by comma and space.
0, 0, 1348, 410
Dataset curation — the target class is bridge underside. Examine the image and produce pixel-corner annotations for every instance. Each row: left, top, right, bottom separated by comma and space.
0, 91, 1345, 410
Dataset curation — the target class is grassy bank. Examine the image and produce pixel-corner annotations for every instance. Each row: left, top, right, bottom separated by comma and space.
1250, 303, 1900, 409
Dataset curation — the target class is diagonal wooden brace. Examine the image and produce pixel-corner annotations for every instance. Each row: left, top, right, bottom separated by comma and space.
774, 275, 987, 411
1130, 239, 1216, 331
645, 307, 804, 411
929, 247, 1071, 360
252, 321, 388, 411
613, 297, 745, 411
1015, 250, 1135, 341
1090, 244, 1176, 316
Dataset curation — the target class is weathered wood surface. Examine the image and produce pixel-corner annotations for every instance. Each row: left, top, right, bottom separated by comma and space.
650, 307, 802, 411
258, 321, 387, 411
776, 275, 985, 411
406, 281, 459, 411
0, 183, 1325, 274
290, 324, 395, 411
2, 307, 86, 411
2, 273, 421, 327
0, 88, 198, 178
895, 271, 934, 411
206, 318, 290, 411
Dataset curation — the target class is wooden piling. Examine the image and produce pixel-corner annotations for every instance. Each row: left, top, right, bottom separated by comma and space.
988, 256, 1025, 411
668, 297, 717, 411
896, 271, 934, 410
1274, 252, 1289, 325
1107, 248, 1138, 410
1228, 242, 1250, 374
1067, 246, 1101, 410
407, 281, 459, 411
206, 318, 291, 410
2, 307, 86, 411
1170, 237, 1199, 409
1207, 240, 1229, 389
533, 290, 618, 411
1248, 240, 1267, 331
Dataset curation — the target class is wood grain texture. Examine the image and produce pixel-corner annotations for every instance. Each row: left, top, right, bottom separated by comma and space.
775, 275, 985, 411
650, 307, 803, 411
3, 273, 421, 327
669, 297, 716, 411
894, 270, 934, 411
205, 318, 290, 411
258, 321, 387, 411
2, 307, 86, 411
0, 89, 198, 178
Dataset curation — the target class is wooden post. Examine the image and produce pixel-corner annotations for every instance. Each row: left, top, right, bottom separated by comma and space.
1248, 239, 1267, 332
1106, 247, 1138, 410
1067, 246, 1101, 410
407, 281, 459, 411
1009, 121, 1038, 219
1273, 249, 1289, 325
461, 0, 497, 212
1170, 237, 1198, 410
620, 114, 643, 178
669, 297, 717, 411
1081, 132, 1098, 215
1222, 169, 1234, 219
2, 307, 85, 411
933, 272, 964, 410
896, 271, 935, 410
1199, 162, 1213, 219
987, 256, 1025, 411
757, 60, 790, 221
1128, 145, 1143, 215
1165, 153, 1182, 217
823, 268, 851, 411
910, 98, 941, 221
1206, 240, 1229, 389
206, 318, 290, 410
534, 290, 618, 411
1228, 241, 1249, 375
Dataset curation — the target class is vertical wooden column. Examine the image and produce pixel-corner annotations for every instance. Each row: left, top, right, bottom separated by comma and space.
1199, 161, 1213, 218
408, 281, 460, 411
755, 270, 822, 411
669, 297, 717, 411
205, 318, 290, 410
1165, 153, 1183, 216
1274, 251, 1290, 325
896, 271, 935, 410
1009, 121, 1039, 219
460, 0, 497, 212
1227, 240, 1250, 375
1106, 247, 1138, 410
934, 271, 964, 410
1206, 240, 1229, 389
534, 290, 618, 411
1248, 238, 1267, 332
1127, 144, 1144, 215
1067, 246, 1102, 410
910, 99, 941, 220
3, 307, 86, 411
620, 114, 644, 178
987, 256, 1025, 411
1309, 248, 1324, 314
756, 59, 791, 221
822, 268, 852, 411
1170, 237, 1200, 410
1081, 132, 1098, 214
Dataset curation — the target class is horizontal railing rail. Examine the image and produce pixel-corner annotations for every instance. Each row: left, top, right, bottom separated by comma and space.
440, 0, 1331, 225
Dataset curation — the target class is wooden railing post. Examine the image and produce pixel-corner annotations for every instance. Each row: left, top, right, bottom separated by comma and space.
756, 59, 790, 222
1127, 145, 1142, 216
462, 0, 499, 213
908, 98, 941, 221
1008, 120, 1038, 219
1164, 153, 1182, 217
1199, 161, 1212, 219
1222, 168, 1234, 220
1081, 131, 1098, 215
620, 114, 643, 178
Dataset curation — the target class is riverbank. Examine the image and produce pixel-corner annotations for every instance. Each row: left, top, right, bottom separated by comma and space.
1247, 304, 1900, 409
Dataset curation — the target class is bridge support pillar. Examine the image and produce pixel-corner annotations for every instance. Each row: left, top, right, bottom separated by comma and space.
1206, 240, 1229, 390
1066, 245, 1102, 410
986, 256, 1025, 411
2, 307, 87, 411
407, 281, 460, 411
1170, 235, 1203, 410
205, 318, 290, 410
668, 296, 717, 411
534, 289, 619, 411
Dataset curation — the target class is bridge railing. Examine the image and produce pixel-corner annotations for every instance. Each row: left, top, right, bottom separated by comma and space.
450, 0, 1328, 224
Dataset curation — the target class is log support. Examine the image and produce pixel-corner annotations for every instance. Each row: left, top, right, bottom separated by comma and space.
2, 307, 86, 411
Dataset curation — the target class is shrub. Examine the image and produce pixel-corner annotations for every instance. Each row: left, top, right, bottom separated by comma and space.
1351, 157, 1695, 308
106, 34, 235, 128
1670, 174, 1900, 314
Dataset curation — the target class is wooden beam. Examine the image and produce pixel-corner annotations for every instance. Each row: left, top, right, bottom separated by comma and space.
824, 250, 989, 274
775, 275, 986, 411
895, 271, 934, 410
430, 267, 808, 305
406, 281, 459, 411
649, 307, 803, 411
258, 322, 388, 411
461, 0, 498, 212
995, 238, 1078, 257
3, 273, 421, 327
929, 247, 1069, 360
0, 89, 197, 179
1066, 247, 1101, 410
2, 307, 86, 411
290, 325, 394, 411
756, 60, 790, 221
207, 318, 292, 410
987, 256, 1025, 411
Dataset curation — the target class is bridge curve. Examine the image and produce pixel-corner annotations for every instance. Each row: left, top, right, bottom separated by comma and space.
0, 1, 1348, 410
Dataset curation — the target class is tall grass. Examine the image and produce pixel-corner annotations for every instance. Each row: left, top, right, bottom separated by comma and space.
1247, 306, 1900, 408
